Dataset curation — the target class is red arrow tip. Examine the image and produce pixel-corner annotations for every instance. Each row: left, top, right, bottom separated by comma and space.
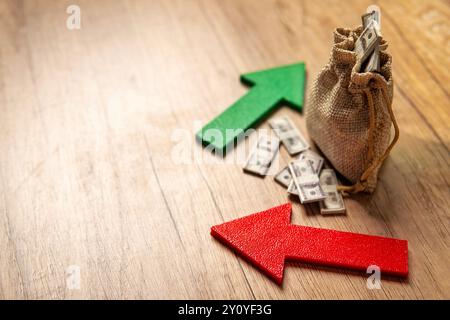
211, 203, 292, 284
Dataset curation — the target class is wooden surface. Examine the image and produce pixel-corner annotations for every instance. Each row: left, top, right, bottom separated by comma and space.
0, 0, 449, 300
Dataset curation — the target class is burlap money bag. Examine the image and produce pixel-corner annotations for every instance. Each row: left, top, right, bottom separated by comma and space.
306, 27, 399, 193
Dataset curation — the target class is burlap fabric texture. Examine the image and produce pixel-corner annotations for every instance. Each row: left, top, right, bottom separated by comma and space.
306, 26, 399, 193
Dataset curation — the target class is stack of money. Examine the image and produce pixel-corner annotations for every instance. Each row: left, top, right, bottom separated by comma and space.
243, 135, 280, 176
357, 7, 382, 73
244, 116, 306, 178
243, 116, 346, 214
284, 149, 323, 195
288, 158, 326, 204
269, 117, 309, 155
298, 150, 324, 174
319, 169, 346, 215
270, 117, 346, 214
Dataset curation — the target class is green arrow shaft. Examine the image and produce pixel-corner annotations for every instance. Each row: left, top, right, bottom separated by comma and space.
196, 86, 282, 153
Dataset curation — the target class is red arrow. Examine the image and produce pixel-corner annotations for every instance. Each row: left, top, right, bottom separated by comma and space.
211, 203, 408, 285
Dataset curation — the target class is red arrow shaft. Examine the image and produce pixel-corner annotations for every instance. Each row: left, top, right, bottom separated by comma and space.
284, 225, 408, 277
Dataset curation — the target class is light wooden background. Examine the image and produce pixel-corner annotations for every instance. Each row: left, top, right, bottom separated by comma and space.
0, 0, 448, 300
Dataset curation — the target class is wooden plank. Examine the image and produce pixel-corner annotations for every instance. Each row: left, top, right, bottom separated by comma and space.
0, 0, 448, 299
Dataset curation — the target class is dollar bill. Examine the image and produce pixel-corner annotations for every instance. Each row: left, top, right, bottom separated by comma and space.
362, 11, 380, 31
298, 150, 324, 174
319, 168, 339, 186
243, 135, 280, 176
288, 160, 326, 203
320, 185, 346, 215
362, 8, 381, 73
269, 117, 309, 155
364, 44, 380, 72
287, 180, 298, 195
355, 20, 381, 67
274, 165, 292, 188
287, 159, 314, 195
319, 169, 346, 215
288, 159, 315, 178
297, 177, 327, 204
362, 11, 376, 29
366, 5, 381, 30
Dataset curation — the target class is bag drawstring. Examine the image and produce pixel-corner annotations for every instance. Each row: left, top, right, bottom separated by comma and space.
338, 82, 400, 194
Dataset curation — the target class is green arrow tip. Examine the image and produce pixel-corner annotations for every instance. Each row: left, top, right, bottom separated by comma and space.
240, 62, 306, 111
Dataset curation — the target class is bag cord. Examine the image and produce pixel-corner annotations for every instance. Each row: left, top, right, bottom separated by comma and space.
338, 82, 400, 194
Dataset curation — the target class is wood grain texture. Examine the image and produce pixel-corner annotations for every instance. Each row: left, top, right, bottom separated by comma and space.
0, 0, 448, 299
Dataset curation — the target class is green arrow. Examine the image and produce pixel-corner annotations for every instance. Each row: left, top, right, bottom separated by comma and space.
196, 62, 306, 154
